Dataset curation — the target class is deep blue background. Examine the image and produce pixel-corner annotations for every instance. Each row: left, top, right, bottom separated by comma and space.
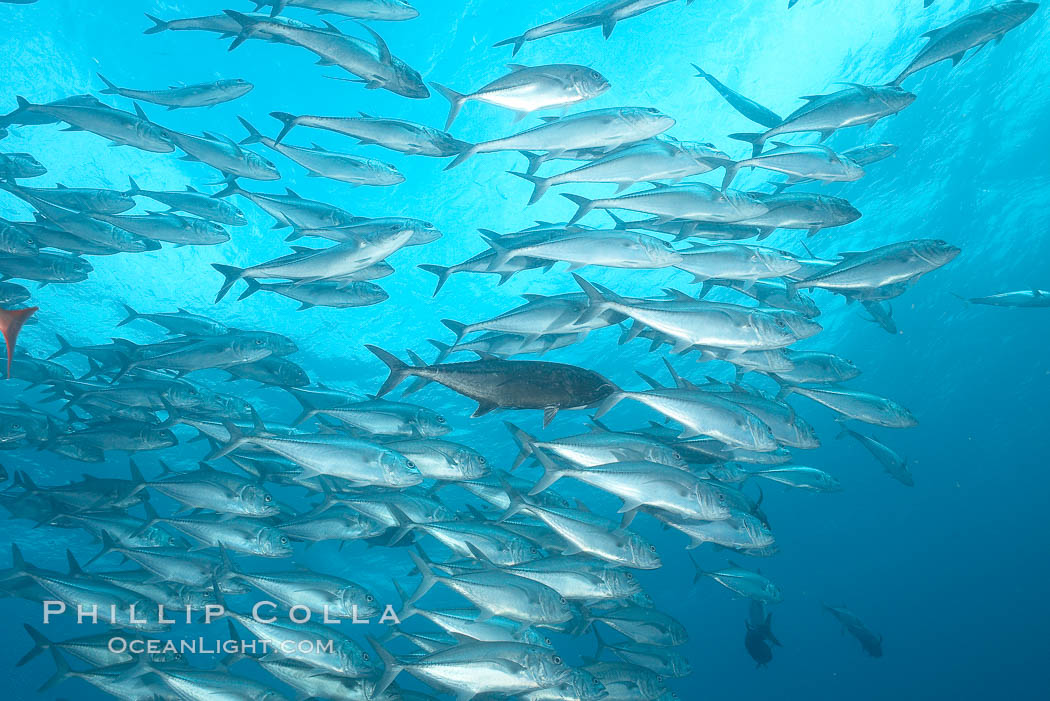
2, 0, 1049, 699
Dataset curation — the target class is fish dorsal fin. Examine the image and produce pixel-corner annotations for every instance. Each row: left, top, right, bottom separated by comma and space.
290, 246, 316, 254
506, 63, 529, 72
921, 27, 944, 40
799, 94, 825, 101
358, 111, 373, 119
285, 188, 301, 198
538, 116, 561, 123
661, 288, 694, 303
322, 20, 343, 34
358, 22, 392, 65
133, 102, 150, 121
311, 143, 328, 152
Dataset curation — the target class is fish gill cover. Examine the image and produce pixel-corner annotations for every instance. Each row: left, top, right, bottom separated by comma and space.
0, 0, 1047, 699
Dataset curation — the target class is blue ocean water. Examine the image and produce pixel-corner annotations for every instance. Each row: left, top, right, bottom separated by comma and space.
1, 0, 1049, 699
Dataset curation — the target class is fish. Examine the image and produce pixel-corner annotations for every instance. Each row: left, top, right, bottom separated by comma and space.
212, 226, 414, 302
0, 219, 38, 257
721, 143, 865, 191
675, 242, 801, 284
823, 604, 883, 657
97, 74, 254, 109
239, 118, 404, 186
270, 110, 469, 157
692, 64, 782, 128
730, 84, 916, 156
448, 107, 676, 170
0, 151, 46, 180
90, 212, 230, 246
1, 181, 135, 214
215, 181, 356, 228
740, 192, 862, 237
955, 289, 1050, 307
257, 0, 420, 21
510, 139, 729, 204
506, 421, 686, 470
860, 300, 898, 334
749, 466, 841, 491
893, 1, 1039, 85
495, 0, 687, 55
481, 226, 683, 271
117, 306, 229, 336
222, 10, 429, 99
433, 64, 611, 129
691, 558, 782, 602
794, 239, 961, 294
13, 96, 174, 152
744, 601, 781, 667
161, 126, 281, 181
0, 251, 92, 284
367, 345, 618, 425
124, 177, 247, 225
838, 427, 913, 486
783, 385, 917, 428
564, 183, 768, 226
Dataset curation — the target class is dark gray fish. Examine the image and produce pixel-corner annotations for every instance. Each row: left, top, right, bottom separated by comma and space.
367, 345, 617, 425
823, 604, 883, 657
692, 64, 782, 128
955, 289, 1050, 307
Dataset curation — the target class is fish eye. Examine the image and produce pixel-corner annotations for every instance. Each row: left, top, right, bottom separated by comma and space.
671, 451, 681, 460
775, 318, 786, 328
280, 537, 288, 544
559, 596, 566, 604
530, 546, 538, 554
264, 495, 272, 502
366, 594, 374, 602
552, 655, 562, 665
478, 456, 486, 464
436, 416, 446, 423
649, 544, 656, 552
625, 572, 633, 580
362, 652, 370, 661
657, 676, 664, 683
406, 460, 416, 469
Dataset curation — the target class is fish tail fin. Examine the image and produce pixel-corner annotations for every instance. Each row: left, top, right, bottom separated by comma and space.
690, 63, 710, 79
518, 150, 545, 176
503, 421, 536, 471
427, 339, 452, 364
364, 345, 413, 397
430, 82, 467, 131
116, 303, 139, 327
729, 132, 765, 157
37, 648, 74, 693
592, 624, 609, 657
83, 531, 120, 568
367, 634, 403, 700
493, 34, 527, 56
444, 143, 479, 170
237, 278, 262, 301
0, 307, 37, 379
205, 420, 251, 461
562, 193, 595, 225
417, 264, 451, 296
507, 171, 550, 206
213, 180, 242, 199
268, 111, 297, 144
211, 264, 245, 303
528, 447, 567, 495
125, 175, 142, 197
496, 473, 533, 523
143, 14, 169, 34
237, 116, 263, 145
720, 161, 741, 191
405, 549, 438, 604
688, 553, 708, 584
573, 273, 620, 325
17, 624, 51, 667
440, 319, 468, 344
96, 73, 119, 95
223, 10, 260, 50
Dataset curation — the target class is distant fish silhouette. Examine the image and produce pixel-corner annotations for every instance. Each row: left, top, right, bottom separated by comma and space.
0, 306, 37, 378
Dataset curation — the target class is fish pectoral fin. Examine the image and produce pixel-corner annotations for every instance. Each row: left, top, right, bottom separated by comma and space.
471, 402, 497, 418
542, 406, 559, 427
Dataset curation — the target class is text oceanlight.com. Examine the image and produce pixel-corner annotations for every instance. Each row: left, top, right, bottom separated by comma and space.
108, 636, 337, 656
